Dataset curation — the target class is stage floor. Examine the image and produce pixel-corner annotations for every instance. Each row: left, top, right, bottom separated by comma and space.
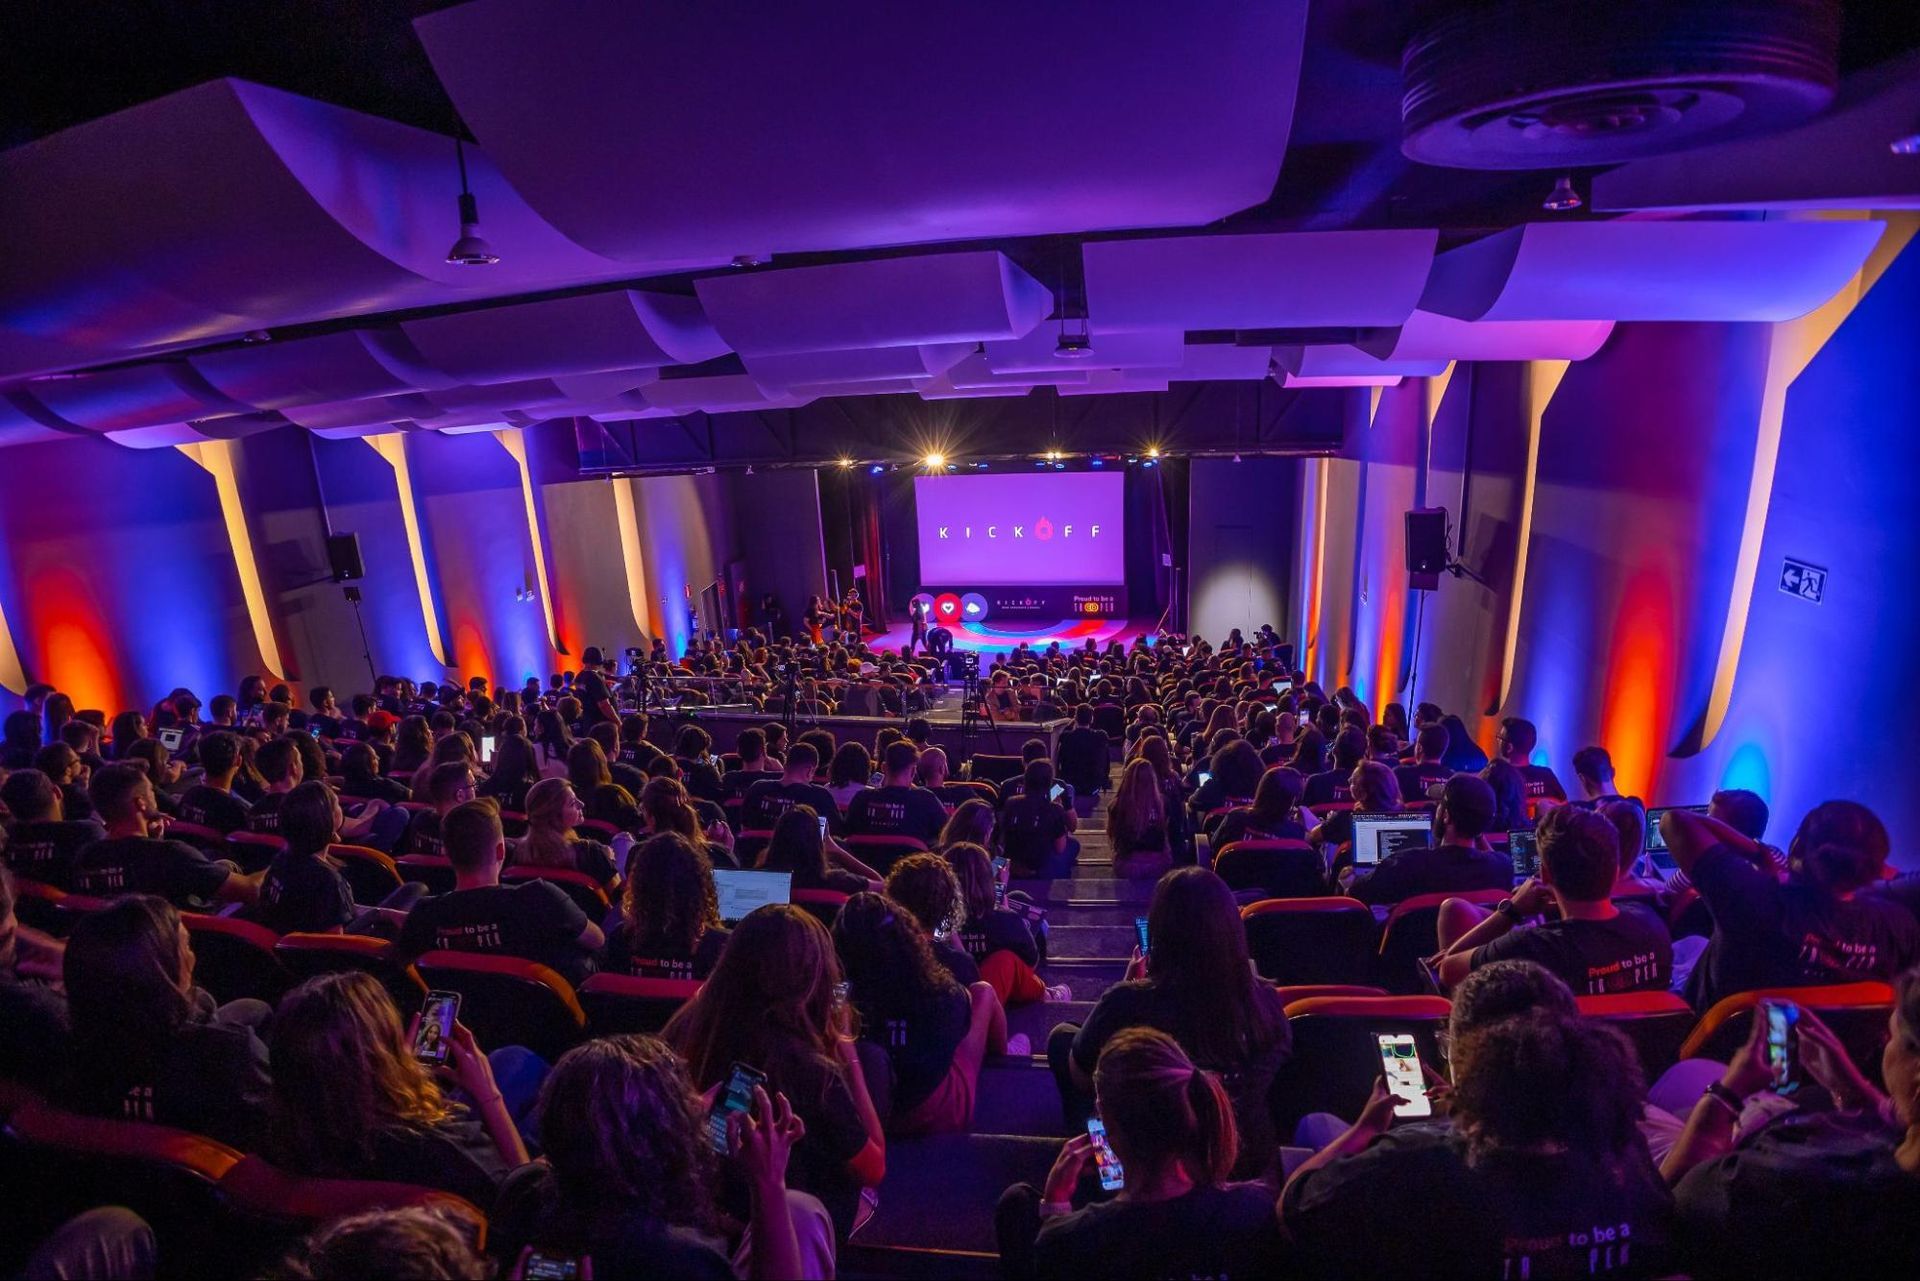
864, 615, 1158, 656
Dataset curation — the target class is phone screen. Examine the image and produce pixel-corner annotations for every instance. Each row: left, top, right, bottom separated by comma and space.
707, 1061, 768, 1153
1377, 1033, 1432, 1118
1049, 783, 1066, 802
414, 991, 460, 1066
1197, 771, 1212, 787
1764, 1000, 1800, 1094
157, 727, 185, 752
817, 815, 829, 841
517, 1248, 585, 1280
1087, 1117, 1126, 1191
992, 857, 1009, 905
1134, 916, 1150, 955
480, 734, 496, 763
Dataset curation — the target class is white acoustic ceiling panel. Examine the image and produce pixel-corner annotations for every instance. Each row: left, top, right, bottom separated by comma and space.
696, 251, 1052, 357
945, 353, 1086, 390
1082, 230, 1439, 330
746, 343, 973, 390
282, 394, 440, 432
191, 328, 455, 410
1163, 344, 1276, 381
981, 325, 1184, 376
1275, 345, 1450, 380
1058, 373, 1171, 396
401, 290, 728, 385
417, 0, 1305, 261
779, 378, 924, 399
1420, 220, 1886, 323
1280, 372, 1402, 388
916, 375, 1036, 400
104, 410, 289, 450
22, 363, 244, 433
1354, 310, 1614, 363
641, 374, 810, 414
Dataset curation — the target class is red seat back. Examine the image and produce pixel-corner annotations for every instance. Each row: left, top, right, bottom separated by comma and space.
165, 820, 230, 856
414, 951, 587, 1060
578, 973, 703, 1036
219, 1154, 487, 1244
1214, 840, 1327, 899
1270, 996, 1453, 1136
1576, 992, 1696, 1079
1241, 897, 1377, 986
792, 887, 850, 928
327, 843, 404, 902
183, 913, 289, 1004
503, 864, 611, 916
396, 853, 458, 894
9, 877, 112, 936
1376, 888, 1510, 993
844, 834, 927, 876
275, 932, 427, 1003
225, 830, 287, 872
1679, 982, 1894, 1077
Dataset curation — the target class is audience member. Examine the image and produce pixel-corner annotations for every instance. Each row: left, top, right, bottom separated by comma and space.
607, 832, 728, 980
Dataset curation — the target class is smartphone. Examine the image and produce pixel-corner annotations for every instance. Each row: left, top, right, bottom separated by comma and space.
817, 815, 830, 841
1197, 771, 1212, 787
1049, 783, 1066, 802
1377, 1033, 1432, 1119
1763, 1000, 1800, 1094
515, 1247, 590, 1280
413, 990, 460, 1066
992, 856, 1009, 905
480, 734, 496, 763
1087, 1117, 1126, 1191
707, 1061, 769, 1154
157, 726, 185, 752
1134, 916, 1150, 955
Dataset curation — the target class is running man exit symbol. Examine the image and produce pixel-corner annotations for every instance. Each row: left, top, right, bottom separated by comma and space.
1779, 558, 1826, 604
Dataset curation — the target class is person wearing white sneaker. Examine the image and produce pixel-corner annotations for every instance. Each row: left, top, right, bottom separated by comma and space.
940, 842, 1058, 1006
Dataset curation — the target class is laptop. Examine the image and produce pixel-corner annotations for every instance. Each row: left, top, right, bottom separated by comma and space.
711, 868, 793, 925
1643, 805, 1708, 876
1351, 812, 1432, 867
1508, 828, 1540, 880
156, 727, 186, 753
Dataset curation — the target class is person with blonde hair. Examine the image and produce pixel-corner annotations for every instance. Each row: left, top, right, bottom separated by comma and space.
514, 776, 620, 891
1105, 759, 1172, 879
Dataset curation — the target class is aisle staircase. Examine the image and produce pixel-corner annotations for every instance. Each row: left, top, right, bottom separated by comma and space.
845, 772, 1146, 1278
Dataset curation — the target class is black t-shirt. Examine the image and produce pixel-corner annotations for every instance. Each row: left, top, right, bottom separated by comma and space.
176, 784, 252, 834
574, 670, 618, 728
400, 881, 595, 987
1472, 904, 1673, 994
678, 757, 725, 804
1072, 979, 1292, 1173
1673, 1111, 1920, 1278
1001, 794, 1070, 868
604, 924, 730, 981
72, 835, 230, 908
956, 907, 1039, 968
845, 784, 947, 845
1394, 761, 1451, 801
281, 1113, 510, 1211
1055, 726, 1110, 793
931, 936, 981, 987
719, 766, 778, 805
1210, 810, 1307, 850
1350, 842, 1512, 906
308, 713, 343, 739
1282, 1126, 1674, 1279
396, 809, 444, 858
489, 1163, 736, 1281
859, 984, 971, 1113
254, 849, 358, 935
60, 995, 272, 1152
615, 739, 670, 776
1519, 762, 1569, 801
246, 791, 288, 834
1301, 768, 1353, 807
0, 976, 69, 1094
342, 774, 411, 805
3, 818, 106, 889
1034, 1183, 1284, 1280
478, 774, 533, 814
741, 778, 842, 832
1687, 844, 1920, 1010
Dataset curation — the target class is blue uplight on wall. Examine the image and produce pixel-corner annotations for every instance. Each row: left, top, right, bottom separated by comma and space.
1718, 741, 1771, 803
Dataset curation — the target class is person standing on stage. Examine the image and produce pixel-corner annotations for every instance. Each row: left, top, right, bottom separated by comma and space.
908, 594, 930, 653
841, 588, 864, 638
804, 596, 826, 646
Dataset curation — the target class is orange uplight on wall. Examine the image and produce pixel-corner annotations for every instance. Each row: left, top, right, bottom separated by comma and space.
29, 567, 119, 712
1599, 571, 1674, 801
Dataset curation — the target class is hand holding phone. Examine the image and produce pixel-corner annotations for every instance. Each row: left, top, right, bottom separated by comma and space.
413, 991, 460, 1067
1134, 916, 1150, 956
515, 1247, 590, 1280
707, 1061, 770, 1154
1763, 1000, 1801, 1094
1086, 1117, 1126, 1191
1376, 1033, 1433, 1119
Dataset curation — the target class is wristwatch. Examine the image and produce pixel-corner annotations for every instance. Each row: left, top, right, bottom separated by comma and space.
1495, 897, 1519, 920
1704, 1081, 1744, 1117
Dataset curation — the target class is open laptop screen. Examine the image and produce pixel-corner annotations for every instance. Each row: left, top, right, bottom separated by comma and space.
711, 869, 792, 925
1352, 813, 1432, 867
1644, 805, 1708, 875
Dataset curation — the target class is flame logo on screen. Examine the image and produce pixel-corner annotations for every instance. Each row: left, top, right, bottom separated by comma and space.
1034, 518, 1054, 541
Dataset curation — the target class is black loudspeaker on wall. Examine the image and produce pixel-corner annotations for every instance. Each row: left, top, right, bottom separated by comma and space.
326, 533, 366, 582
1404, 508, 1449, 576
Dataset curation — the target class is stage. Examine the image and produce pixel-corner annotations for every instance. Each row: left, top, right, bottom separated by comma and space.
863, 615, 1159, 657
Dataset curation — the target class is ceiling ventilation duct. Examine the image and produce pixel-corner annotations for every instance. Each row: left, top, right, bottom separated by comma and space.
1400, 0, 1840, 169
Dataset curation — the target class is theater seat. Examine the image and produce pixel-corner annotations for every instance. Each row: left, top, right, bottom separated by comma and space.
4, 1102, 243, 1272
1679, 982, 1895, 1080
9, 878, 111, 937
1274, 984, 1389, 1004
1374, 888, 1510, 994
275, 933, 427, 1005
414, 951, 587, 1060
182, 913, 289, 1004
1269, 995, 1453, 1138
396, 854, 458, 894
165, 820, 230, 858
578, 973, 702, 1035
327, 843, 405, 904
844, 834, 927, 877
499, 810, 530, 839
1214, 840, 1327, 899
1241, 898, 1376, 985
966, 754, 1024, 786
1577, 992, 1696, 1079
1668, 887, 1713, 940
220, 1154, 487, 1250
503, 865, 610, 917
225, 831, 287, 873
793, 887, 851, 928
734, 829, 774, 868
577, 818, 623, 842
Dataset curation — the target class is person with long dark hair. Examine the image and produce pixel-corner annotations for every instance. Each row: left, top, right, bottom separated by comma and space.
833, 891, 1009, 1135
1057, 868, 1290, 1176
608, 832, 728, 980
997, 1028, 1280, 1279
760, 806, 879, 894
478, 733, 540, 813
1210, 766, 1308, 849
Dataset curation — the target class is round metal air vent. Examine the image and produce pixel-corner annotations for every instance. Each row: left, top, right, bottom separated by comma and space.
1401, 0, 1840, 169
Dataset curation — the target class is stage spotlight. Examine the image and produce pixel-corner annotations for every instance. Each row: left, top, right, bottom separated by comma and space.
923, 452, 947, 469
869, 464, 885, 475
1044, 449, 1061, 461
838, 457, 854, 468
445, 140, 500, 266
1543, 173, 1582, 212
1145, 445, 1161, 459
1141, 458, 1156, 469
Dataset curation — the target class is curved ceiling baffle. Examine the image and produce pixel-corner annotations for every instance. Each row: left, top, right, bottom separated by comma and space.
415, 0, 1307, 261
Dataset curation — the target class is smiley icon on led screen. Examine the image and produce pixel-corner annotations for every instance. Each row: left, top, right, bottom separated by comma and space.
934, 593, 962, 623
960, 593, 990, 623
